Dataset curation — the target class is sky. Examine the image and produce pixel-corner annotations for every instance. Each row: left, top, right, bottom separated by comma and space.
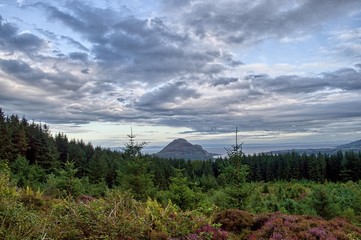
1, 0, 361, 151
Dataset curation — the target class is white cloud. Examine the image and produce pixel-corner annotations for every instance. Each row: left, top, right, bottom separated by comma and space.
16, 0, 25, 7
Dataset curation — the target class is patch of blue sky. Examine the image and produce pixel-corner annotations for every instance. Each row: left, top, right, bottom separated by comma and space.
241, 35, 326, 67
1, 2, 90, 56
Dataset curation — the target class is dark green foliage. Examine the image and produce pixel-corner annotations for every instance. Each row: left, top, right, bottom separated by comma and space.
54, 133, 69, 163
45, 161, 84, 198
166, 169, 199, 210
10, 156, 46, 188
26, 123, 60, 171
87, 147, 109, 183
242, 150, 361, 183
150, 157, 174, 190
218, 141, 249, 209
117, 132, 155, 200
311, 186, 336, 219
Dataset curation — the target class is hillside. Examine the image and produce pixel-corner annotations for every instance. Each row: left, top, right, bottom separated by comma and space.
154, 138, 219, 160
270, 139, 361, 155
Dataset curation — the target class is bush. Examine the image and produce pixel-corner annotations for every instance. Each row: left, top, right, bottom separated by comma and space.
248, 212, 361, 240
145, 198, 208, 238
213, 209, 254, 233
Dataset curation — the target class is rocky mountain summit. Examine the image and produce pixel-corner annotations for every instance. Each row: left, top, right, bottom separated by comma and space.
155, 138, 218, 160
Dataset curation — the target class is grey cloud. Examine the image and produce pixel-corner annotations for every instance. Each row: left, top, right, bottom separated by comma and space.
36, 27, 89, 52
0, 59, 44, 81
156, 96, 361, 136
261, 99, 361, 135
181, 0, 361, 44
161, 0, 192, 10
211, 77, 238, 86
0, 58, 83, 91
222, 52, 243, 67
61, 35, 89, 52
278, 101, 361, 121
246, 65, 361, 94
35, 2, 230, 84
36, 27, 57, 39
39, 4, 87, 33
267, 75, 329, 94
36, 1, 128, 43
0, 15, 44, 54
125, 64, 361, 136
68, 52, 89, 62
136, 81, 201, 110
81, 68, 89, 74
323, 67, 361, 90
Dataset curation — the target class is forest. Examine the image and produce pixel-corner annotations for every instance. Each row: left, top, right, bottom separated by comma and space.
1, 108, 361, 239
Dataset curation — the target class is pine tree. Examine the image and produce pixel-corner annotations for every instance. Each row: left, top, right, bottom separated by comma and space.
219, 128, 249, 209
117, 130, 154, 200
308, 153, 326, 182
311, 186, 336, 219
55, 133, 69, 164
87, 147, 109, 183
168, 169, 198, 210
0, 109, 11, 161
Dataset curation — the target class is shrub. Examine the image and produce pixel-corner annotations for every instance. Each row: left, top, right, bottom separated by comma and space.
145, 198, 208, 238
194, 224, 228, 240
213, 209, 254, 233
248, 212, 361, 240
169, 224, 228, 240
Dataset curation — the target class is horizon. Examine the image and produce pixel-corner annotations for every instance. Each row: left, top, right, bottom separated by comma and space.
139, 138, 349, 156
1, 0, 361, 146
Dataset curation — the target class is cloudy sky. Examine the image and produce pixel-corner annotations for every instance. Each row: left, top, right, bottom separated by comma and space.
1, 0, 361, 150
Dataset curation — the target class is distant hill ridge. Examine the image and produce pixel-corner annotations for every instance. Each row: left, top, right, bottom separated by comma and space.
270, 139, 361, 155
154, 138, 218, 160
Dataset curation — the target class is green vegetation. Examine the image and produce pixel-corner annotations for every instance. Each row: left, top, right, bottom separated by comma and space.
1, 109, 361, 239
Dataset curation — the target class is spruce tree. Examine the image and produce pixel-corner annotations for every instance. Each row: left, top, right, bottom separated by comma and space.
117, 130, 155, 200
219, 128, 249, 209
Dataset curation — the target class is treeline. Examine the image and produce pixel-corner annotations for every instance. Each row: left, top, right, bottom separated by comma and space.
2, 109, 361, 238
243, 150, 361, 182
1, 109, 361, 198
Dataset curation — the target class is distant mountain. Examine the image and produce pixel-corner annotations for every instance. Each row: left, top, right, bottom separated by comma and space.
154, 138, 219, 160
270, 139, 361, 155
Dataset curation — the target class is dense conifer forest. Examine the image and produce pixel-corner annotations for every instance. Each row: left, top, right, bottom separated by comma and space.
1, 109, 361, 239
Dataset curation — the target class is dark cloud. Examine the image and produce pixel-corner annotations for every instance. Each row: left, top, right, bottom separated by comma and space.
35, 1, 129, 42
247, 65, 361, 94
68, 52, 89, 62
0, 15, 44, 54
0, 59, 44, 81
211, 77, 239, 86
136, 81, 200, 110
81, 68, 89, 74
0, 58, 83, 92
60, 35, 89, 51
116, 63, 361, 136
34, 2, 233, 85
35, 27, 89, 52
90, 16, 224, 83
323, 67, 361, 90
